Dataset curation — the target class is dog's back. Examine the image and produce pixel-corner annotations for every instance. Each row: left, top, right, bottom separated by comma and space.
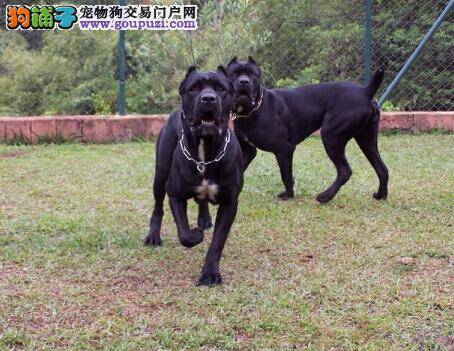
270, 69, 385, 138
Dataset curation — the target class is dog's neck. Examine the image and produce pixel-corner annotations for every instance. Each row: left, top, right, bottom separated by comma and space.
183, 124, 228, 163
254, 84, 264, 105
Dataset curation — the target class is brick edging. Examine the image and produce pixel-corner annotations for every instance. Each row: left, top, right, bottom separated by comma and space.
0, 112, 452, 144
0, 115, 167, 144
380, 112, 454, 133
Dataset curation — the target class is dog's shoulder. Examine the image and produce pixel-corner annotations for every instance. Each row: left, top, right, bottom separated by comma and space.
166, 109, 183, 130
159, 109, 184, 142
220, 128, 243, 171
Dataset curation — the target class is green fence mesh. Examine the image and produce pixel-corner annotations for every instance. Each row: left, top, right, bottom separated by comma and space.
0, 0, 452, 116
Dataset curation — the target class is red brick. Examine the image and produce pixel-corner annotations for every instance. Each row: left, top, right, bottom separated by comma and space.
130, 117, 152, 139
413, 112, 454, 132
81, 117, 112, 143
109, 117, 138, 141
2, 112, 450, 144
5, 119, 31, 143
149, 115, 167, 137
55, 116, 83, 141
30, 118, 56, 143
380, 112, 414, 131
0, 120, 6, 142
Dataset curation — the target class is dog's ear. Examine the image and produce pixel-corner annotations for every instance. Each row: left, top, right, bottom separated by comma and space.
179, 65, 197, 95
247, 56, 261, 75
217, 65, 234, 93
227, 56, 238, 68
217, 65, 228, 77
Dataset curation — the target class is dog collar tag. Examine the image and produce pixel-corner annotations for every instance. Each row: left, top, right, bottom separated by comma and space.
197, 163, 205, 173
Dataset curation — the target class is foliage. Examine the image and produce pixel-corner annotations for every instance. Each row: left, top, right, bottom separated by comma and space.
0, 0, 452, 115
381, 100, 399, 112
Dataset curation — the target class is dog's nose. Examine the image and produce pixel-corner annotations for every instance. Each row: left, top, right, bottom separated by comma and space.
201, 93, 217, 104
239, 78, 250, 86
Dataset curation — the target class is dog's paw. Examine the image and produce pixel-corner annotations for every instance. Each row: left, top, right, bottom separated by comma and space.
144, 231, 162, 247
277, 190, 294, 201
197, 215, 213, 230
316, 191, 333, 203
179, 228, 204, 248
373, 192, 387, 200
197, 272, 223, 287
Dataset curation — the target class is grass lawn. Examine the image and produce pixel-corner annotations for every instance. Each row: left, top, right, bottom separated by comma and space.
0, 134, 453, 350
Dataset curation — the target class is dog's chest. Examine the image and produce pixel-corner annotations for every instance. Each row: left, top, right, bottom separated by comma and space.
194, 179, 219, 201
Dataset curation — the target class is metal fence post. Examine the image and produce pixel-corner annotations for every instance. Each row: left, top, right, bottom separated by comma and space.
364, 0, 372, 84
118, 0, 126, 115
378, 0, 453, 107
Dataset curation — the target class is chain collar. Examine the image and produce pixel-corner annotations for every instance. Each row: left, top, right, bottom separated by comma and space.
231, 89, 264, 120
179, 129, 231, 173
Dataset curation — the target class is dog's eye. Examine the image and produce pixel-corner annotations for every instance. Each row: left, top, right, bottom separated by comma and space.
189, 86, 199, 93
217, 86, 226, 93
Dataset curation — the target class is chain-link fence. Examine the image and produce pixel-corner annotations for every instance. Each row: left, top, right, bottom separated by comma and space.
247, 0, 453, 111
373, 0, 453, 111
0, 0, 452, 116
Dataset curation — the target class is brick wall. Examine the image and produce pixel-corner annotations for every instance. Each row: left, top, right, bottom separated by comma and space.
0, 112, 452, 144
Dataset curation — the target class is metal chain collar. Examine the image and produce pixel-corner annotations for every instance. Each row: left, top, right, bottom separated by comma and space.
179, 129, 231, 173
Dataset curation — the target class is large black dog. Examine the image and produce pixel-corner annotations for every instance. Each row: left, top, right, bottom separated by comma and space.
226, 57, 389, 203
144, 65, 243, 286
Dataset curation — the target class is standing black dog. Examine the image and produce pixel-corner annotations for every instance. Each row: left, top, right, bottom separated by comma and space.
144, 65, 243, 286
226, 57, 388, 203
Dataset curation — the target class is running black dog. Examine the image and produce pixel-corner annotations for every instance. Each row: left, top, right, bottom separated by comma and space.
144, 65, 243, 286
226, 57, 388, 203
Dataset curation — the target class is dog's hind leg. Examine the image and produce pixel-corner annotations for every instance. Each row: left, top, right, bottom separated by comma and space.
197, 201, 213, 230
355, 124, 389, 200
317, 131, 352, 203
275, 147, 296, 200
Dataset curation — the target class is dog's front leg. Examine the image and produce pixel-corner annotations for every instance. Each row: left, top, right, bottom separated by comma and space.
197, 200, 238, 286
238, 136, 257, 171
169, 197, 204, 248
275, 149, 295, 200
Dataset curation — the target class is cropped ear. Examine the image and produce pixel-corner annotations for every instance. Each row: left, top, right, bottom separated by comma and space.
248, 55, 261, 74
227, 56, 238, 68
217, 64, 228, 77
179, 65, 197, 95
217, 65, 234, 93
247, 56, 256, 64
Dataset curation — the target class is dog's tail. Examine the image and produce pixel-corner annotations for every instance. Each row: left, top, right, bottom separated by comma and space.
364, 69, 385, 98
369, 99, 381, 125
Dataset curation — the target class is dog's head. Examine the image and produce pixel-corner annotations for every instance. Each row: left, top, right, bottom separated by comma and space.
179, 65, 233, 137
226, 56, 262, 116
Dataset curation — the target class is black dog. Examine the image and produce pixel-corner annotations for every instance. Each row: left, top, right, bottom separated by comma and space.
226, 57, 388, 203
144, 65, 243, 286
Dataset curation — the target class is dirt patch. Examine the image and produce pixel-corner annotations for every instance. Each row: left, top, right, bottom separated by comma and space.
1, 263, 181, 340
0, 151, 27, 159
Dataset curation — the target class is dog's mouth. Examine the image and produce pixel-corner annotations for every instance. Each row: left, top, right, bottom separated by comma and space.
236, 86, 252, 99
197, 110, 218, 127
234, 91, 255, 114
190, 110, 224, 136
201, 116, 216, 126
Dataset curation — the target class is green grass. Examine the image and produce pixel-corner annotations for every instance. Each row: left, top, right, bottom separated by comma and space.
0, 134, 453, 350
